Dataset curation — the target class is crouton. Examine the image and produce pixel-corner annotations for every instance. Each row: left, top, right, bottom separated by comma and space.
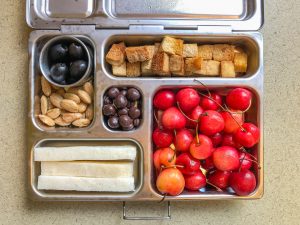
126, 62, 141, 77
105, 42, 126, 66
154, 43, 161, 54
198, 45, 213, 60
183, 44, 198, 58
194, 60, 220, 76
151, 52, 170, 76
185, 57, 203, 74
234, 52, 248, 72
125, 46, 154, 63
221, 61, 235, 78
112, 62, 126, 77
170, 55, 185, 76
212, 44, 235, 61
141, 60, 153, 76
233, 45, 245, 54
161, 36, 184, 56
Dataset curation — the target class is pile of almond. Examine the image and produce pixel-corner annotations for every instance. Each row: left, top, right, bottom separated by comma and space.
37, 76, 94, 128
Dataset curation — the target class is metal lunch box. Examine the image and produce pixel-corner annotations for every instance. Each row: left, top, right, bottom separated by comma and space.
26, 0, 264, 220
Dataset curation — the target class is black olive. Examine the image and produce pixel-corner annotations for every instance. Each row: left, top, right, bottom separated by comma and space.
49, 43, 68, 62
50, 63, 68, 83
69, 60, 87, 79
69, 43, 84, 59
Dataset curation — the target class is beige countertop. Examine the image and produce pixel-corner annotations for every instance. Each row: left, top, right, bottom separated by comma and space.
0, 1, 299, 224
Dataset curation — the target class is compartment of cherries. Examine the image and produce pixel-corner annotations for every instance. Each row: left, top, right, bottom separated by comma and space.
103, 87, 142, 131
153, 85, 260, 196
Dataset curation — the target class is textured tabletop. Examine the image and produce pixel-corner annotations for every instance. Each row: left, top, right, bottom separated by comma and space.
0, 0, 299, 224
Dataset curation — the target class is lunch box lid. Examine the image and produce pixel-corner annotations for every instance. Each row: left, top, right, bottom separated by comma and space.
26, 0, 264, 31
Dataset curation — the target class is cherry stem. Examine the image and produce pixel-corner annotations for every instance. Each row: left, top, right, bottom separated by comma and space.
194, 79, 211, 98
239, 147, 258, 161
238, 153, 246, 172
159, 193, 167, 203
153, 110, 162, 129
206, 181, 223, 192
195, 123, 200, 144
176, 102, 198, 123
161, 165, 184, 169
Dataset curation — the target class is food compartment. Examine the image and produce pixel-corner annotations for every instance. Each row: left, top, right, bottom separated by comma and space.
30, 139, 143, 200
103, 34, 260, 79
30, 35, 96, 131
150, 85, 262, 199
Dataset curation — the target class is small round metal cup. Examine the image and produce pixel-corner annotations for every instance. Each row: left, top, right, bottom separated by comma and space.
39, 35, 92, 88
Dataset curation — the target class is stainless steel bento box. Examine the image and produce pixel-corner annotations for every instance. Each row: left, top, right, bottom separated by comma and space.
26, 0, 264, 205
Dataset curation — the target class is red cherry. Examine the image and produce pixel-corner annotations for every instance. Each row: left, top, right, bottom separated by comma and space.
176, 88, 201, 113
174, 129, 194, 152
190, 134, 214, 160
201, 157, 215, 171
226, 88, 252, 111
153, 90, 176, 110
208, 170, 231, 189
200, 93, 222, 110
184, 171, 206, 191
159, 147, 176, 167
229, 170, 257, 196
239, 152, 253, 171
210, 132, 223, 147
162, 107, 186, 130
153, 149, 162, 172
234, 123, 260, 148
156, 168, 185, 196
213, 146, 240, 171
152, 128, 174, 148
176, 153, 201, 175
221, 134, 242, 149
199, 110, 225, 136
221, 111, 244, 134
186, 106, 203, 128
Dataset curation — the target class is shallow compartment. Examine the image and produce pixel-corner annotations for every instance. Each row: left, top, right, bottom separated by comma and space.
103, 34, 260, 79
150, 85, 263, 199
31, 34, 97, 132
29, 138, 143, 200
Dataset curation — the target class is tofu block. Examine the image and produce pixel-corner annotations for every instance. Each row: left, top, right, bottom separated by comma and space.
125, 46, 154, 63
34, 146, 137, 161
234, 52, 248, 72
127, 62, 141, 77
38, 176, 135, 192
161, 36, 184, 56
183, 44, 198, 58
152, 52, 170, 76
221, 61, 236, 78
41, 161, 134, 178
198, 45, 213, 60
212, 44, 235, 61
170, 55, 185, 76
194, 60, 220, 76
185, 57, 203, 74
105, 42, 126, 66
112, 62, 126, 76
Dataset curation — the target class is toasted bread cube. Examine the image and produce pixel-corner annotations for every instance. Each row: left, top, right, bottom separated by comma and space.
105, 42, 126, 66
194, 60, 220, 76
161, 36, 184, 56
141, 60, 153, 76
233, 45, 245, 54
152, 52, 170, 76
198, 45, 213, 60
170, 55, 185, 76
125, 46, 154, 63
112, 62, 126, 77
154, 43, 161, 54
183, 44, 198, 58
221, 61, 235, 78
234, 52, 248, 73
213, 44, 235, 61
126, 62, 141, 77
185, 57, 203, 74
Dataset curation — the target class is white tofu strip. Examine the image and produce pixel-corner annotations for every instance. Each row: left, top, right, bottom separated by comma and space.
34, 146, 136, 161
41, 161, 134, 178
38, 176, 135, 192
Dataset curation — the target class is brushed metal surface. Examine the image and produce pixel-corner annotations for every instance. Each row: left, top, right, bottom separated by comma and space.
28, 27, 264, 201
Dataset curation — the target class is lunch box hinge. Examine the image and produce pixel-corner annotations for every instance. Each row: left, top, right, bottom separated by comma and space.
60, 25, 96, 33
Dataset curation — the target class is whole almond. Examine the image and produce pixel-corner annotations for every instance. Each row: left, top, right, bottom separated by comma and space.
51, 84, 60, 90
56, 88, 65, 97
46, 108, 61, 119
62, 113, 83, 123
77, 90, 92, 104
78, 102, 87, 113
83, 82, 93, 96
34, 96, 41, 116
41, 76, 52, 96
50, 93, 63, 108
65, 87, 79, 95
40, 95, 48, 115
60, 99, 79, 112
64, 93, 81, 104
54, 116, 71, 126
85, 105, 94, 121
72, 118, 90, 127
47, 98, 54, 110
39, 115, 55, 127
